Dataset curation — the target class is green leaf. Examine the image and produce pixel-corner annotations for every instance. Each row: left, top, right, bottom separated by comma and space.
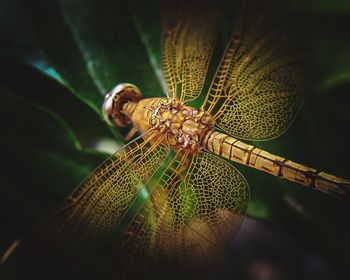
0, 0, 164, 114
0, 57, 118, 145
0, 88, 106, 255
311, 13, 350, 92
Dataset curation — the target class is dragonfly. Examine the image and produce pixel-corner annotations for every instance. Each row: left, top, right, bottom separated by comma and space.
2, 0, 349, 279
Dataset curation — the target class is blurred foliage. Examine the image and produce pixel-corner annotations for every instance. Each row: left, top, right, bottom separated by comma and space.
0, 0, 349, 278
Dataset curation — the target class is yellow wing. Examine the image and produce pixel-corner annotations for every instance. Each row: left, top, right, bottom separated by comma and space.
103, 151, 249, 279
6, 132, 170, 277
161, 1, 217, 102
202, 0, 306, 141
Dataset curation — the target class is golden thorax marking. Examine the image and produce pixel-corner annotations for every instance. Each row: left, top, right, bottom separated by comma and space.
144, 98, 214, 153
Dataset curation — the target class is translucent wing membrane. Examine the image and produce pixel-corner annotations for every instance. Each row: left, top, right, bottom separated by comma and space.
9, 132, 170, 277
103, 151, 249, 279
203, 0, 306, 141
161, 1, 217, 102
8, 137, 248, 279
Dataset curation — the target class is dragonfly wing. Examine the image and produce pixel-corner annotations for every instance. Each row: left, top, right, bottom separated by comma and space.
8, 132, 170, 276
162, 1, 217, 102
203, 0, 306, 141
103, 151, 249, 279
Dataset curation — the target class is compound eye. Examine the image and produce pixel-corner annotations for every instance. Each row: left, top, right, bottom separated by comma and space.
102, 91, 117, 126
102, 83, 142, 127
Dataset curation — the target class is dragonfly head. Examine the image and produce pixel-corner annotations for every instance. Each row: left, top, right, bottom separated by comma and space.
102, 83, 142, 127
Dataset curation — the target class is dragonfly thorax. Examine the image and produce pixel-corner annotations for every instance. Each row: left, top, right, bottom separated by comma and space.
103, 83, 215, 153
148, 98, 214, 153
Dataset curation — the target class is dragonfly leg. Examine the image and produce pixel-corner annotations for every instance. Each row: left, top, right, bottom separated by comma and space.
177, 150, 190, 176
124, 127, 139, 141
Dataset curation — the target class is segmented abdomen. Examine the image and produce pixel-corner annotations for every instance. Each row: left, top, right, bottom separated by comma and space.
202, 130, 350, 199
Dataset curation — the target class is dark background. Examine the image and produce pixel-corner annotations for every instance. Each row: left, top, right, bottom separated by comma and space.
0, 0, 349, 279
